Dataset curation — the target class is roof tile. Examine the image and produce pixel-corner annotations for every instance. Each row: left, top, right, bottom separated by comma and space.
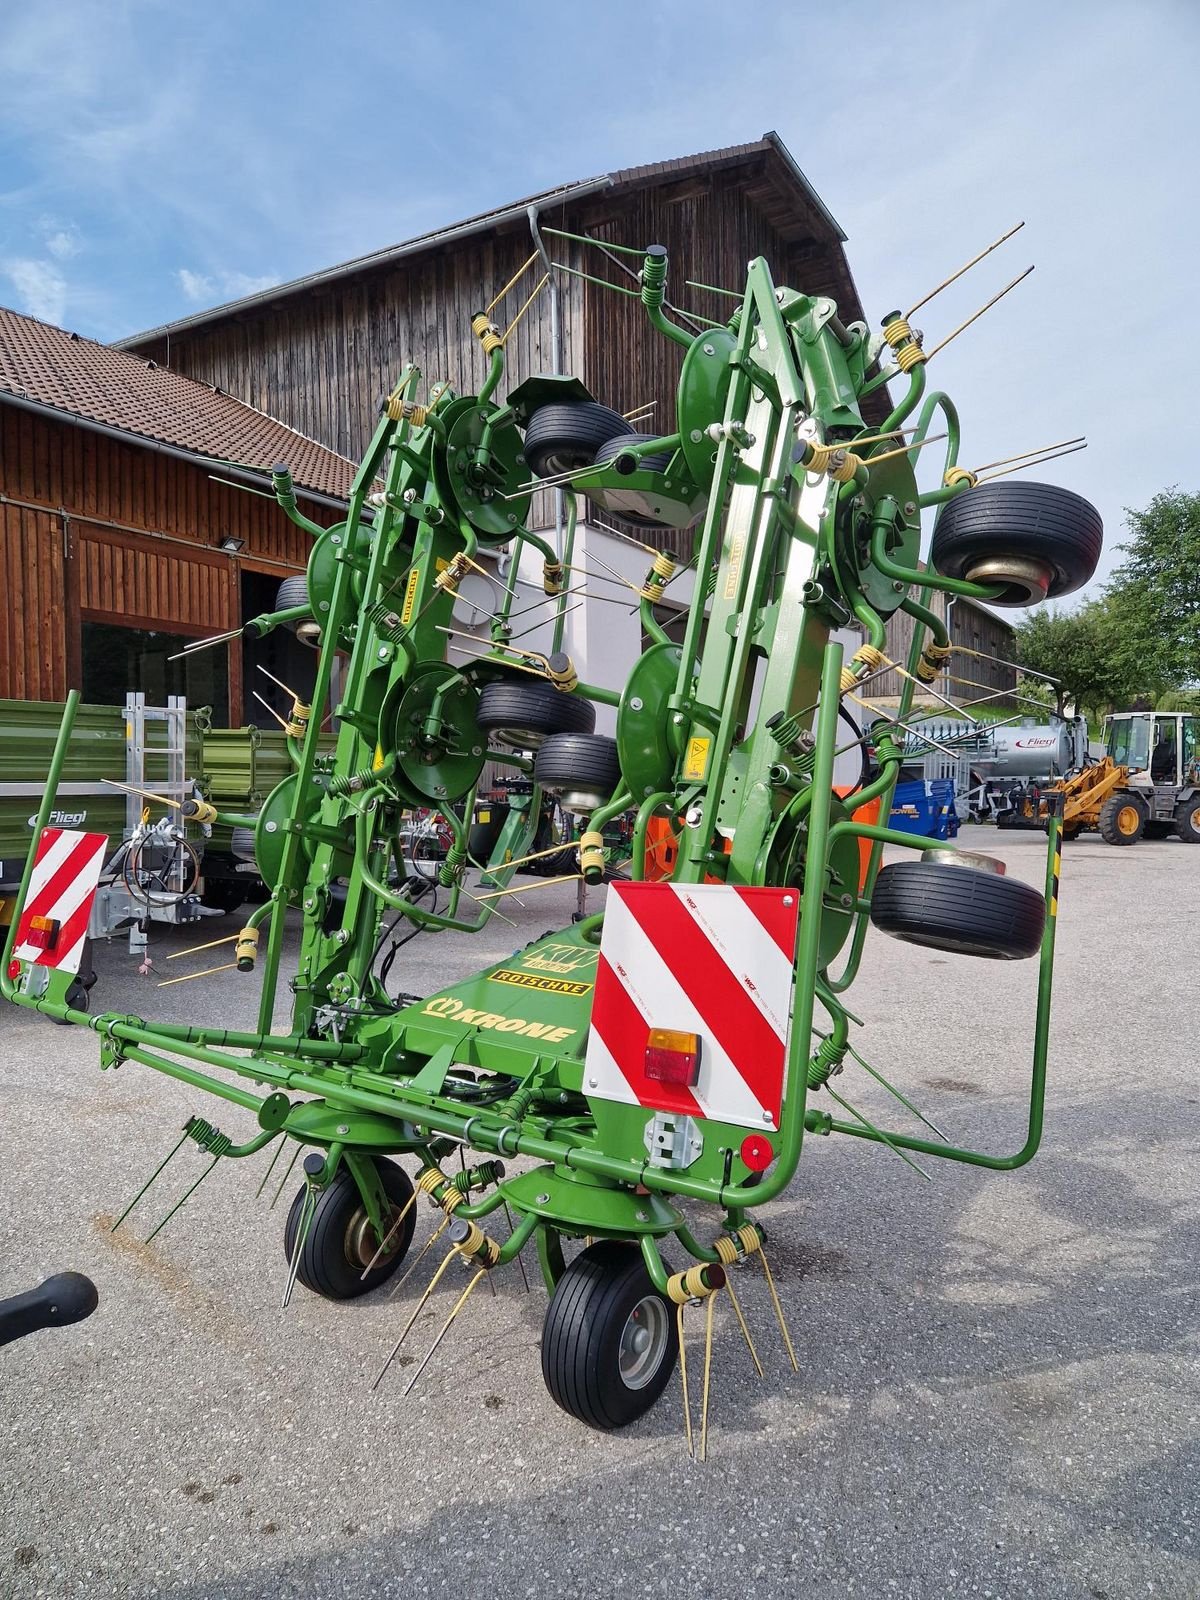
0, 305, 356, 500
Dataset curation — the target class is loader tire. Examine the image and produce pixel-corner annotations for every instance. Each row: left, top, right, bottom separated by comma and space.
1098, 794, 1145, 845
1173, 798, 1200, 843
870, 858, 1045, 959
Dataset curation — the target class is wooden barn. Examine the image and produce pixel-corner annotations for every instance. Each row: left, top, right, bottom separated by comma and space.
0, 306, 354, 724
118, 132, 884, 557
118, 130, 1014, 707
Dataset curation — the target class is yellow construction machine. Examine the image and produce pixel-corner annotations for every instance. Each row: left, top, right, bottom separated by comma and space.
1045, 710, 1200, 844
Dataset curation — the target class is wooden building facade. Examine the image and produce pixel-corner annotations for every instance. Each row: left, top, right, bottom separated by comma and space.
121, 134, 887, 553
0, 308, 352, 723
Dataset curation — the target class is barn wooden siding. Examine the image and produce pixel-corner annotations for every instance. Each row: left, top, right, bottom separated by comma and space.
128, 157, 887, 557
0, 405, 332, 705
873, 592, 1017, 706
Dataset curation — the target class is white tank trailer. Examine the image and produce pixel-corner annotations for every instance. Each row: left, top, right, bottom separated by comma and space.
898, 716, 1090, 824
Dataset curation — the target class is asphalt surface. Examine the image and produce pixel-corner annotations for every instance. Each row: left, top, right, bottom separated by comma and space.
1, 826, 1197, 1599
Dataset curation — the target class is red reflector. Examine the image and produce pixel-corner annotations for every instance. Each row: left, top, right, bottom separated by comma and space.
7, 959, 21, 980
26, 915, 60, 951
644, 1028, 700, 1087
740, 1134, 775, 1172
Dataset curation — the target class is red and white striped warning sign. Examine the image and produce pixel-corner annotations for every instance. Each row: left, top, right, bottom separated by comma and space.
10, 829, 107, 975
585, 883, 799, 1131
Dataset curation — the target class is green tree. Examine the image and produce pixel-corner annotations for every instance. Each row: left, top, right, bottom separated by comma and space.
1013, 603, 1126, 715
1108, 488, 1200, 689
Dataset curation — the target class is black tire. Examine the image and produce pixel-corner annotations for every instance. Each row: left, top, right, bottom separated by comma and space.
871, 859, 1045, 959
274, 573, 320, 646
930, 481, 1103, 606
541, 1241, 678, 1431
522, 402, 633, 480
199, 879, 246, 915
1174, 798, 1200, 843
476, 678, 595, 750
592, 432, 674, 474
230, 826, 258, 860
535, 734, 622, 810
1098, 793, 1145, 846
282, 1158, 415, 1300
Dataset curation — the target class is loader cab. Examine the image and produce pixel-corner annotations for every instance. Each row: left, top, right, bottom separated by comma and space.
1105, 712, 1200, 789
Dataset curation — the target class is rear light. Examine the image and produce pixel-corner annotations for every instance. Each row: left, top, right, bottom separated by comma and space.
26, 915, 59, 951
644, 1028, 700, 1087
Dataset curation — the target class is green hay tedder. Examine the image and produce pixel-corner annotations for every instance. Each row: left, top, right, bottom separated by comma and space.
3, 234, 1102, 1447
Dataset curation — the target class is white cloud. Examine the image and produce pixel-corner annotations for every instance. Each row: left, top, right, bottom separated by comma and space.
44, 228, 81, 261
177, 268, 214, 302
4, 258, 67, 325
219, 270, 277, 298
177, 266, 277, 306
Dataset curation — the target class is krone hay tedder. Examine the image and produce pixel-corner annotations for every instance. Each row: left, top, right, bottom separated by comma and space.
4, 232, 1101, 1445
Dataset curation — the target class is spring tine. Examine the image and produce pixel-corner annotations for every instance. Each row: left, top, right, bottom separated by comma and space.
372, 1246, 460, 1390
723, 1275, 763, 1378
844, 1042, 951, 1143
111, 1128, 191, 1233
143, 1154, 221, 1245
757, 1245, 799, 1374
502, 1199, 531, 1294
677, 1302, 693, 1459
358, 1184, 421, 1281
825, 1086, 933, 1183
254, 1136, 287, 1200
269, 1143, 303, 1210
281, 1183, 318, 1308
386, 1215, 451, 1301
400, 1267, 489, 1397
698, 1289, 717, 1463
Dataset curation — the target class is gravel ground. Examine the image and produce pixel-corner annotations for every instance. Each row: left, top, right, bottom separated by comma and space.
1, 826, 1197, 1599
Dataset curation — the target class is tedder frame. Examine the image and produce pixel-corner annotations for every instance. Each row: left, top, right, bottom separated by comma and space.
3, 230, 1101, 1446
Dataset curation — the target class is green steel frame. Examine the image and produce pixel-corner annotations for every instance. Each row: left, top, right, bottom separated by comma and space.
3, 246, 1068, 1350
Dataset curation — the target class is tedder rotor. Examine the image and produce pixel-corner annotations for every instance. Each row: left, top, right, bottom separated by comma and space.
3, 234, 1102, 1450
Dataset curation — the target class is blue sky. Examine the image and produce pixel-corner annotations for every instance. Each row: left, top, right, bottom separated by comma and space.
1, 0, 1196, 591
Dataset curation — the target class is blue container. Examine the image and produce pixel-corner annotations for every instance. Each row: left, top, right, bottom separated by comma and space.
888, 779, 937, 836
928, 778, 960, 841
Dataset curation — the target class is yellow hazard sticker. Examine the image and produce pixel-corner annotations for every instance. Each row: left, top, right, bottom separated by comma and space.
683, 735, 711, 781
372, 744, 386, 771
400, 568, 421, 625
478, 809, 491, 823
489, 968, 592, 996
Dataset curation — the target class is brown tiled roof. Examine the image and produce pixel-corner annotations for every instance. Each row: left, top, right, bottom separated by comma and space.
0, 305, 356, 500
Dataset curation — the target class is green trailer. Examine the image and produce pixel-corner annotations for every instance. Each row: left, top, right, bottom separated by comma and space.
5, 234, 1101, 1449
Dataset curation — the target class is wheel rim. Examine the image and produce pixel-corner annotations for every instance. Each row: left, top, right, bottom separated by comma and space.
344, 1205, 400, 1271
1190, 808, 1200, 833
618, 1295, 670, 1390
1117, 805, 1140, 836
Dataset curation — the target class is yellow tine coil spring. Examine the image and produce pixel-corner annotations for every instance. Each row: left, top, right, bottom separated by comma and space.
882, 314, 927, 370
839, 642, 888, 694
